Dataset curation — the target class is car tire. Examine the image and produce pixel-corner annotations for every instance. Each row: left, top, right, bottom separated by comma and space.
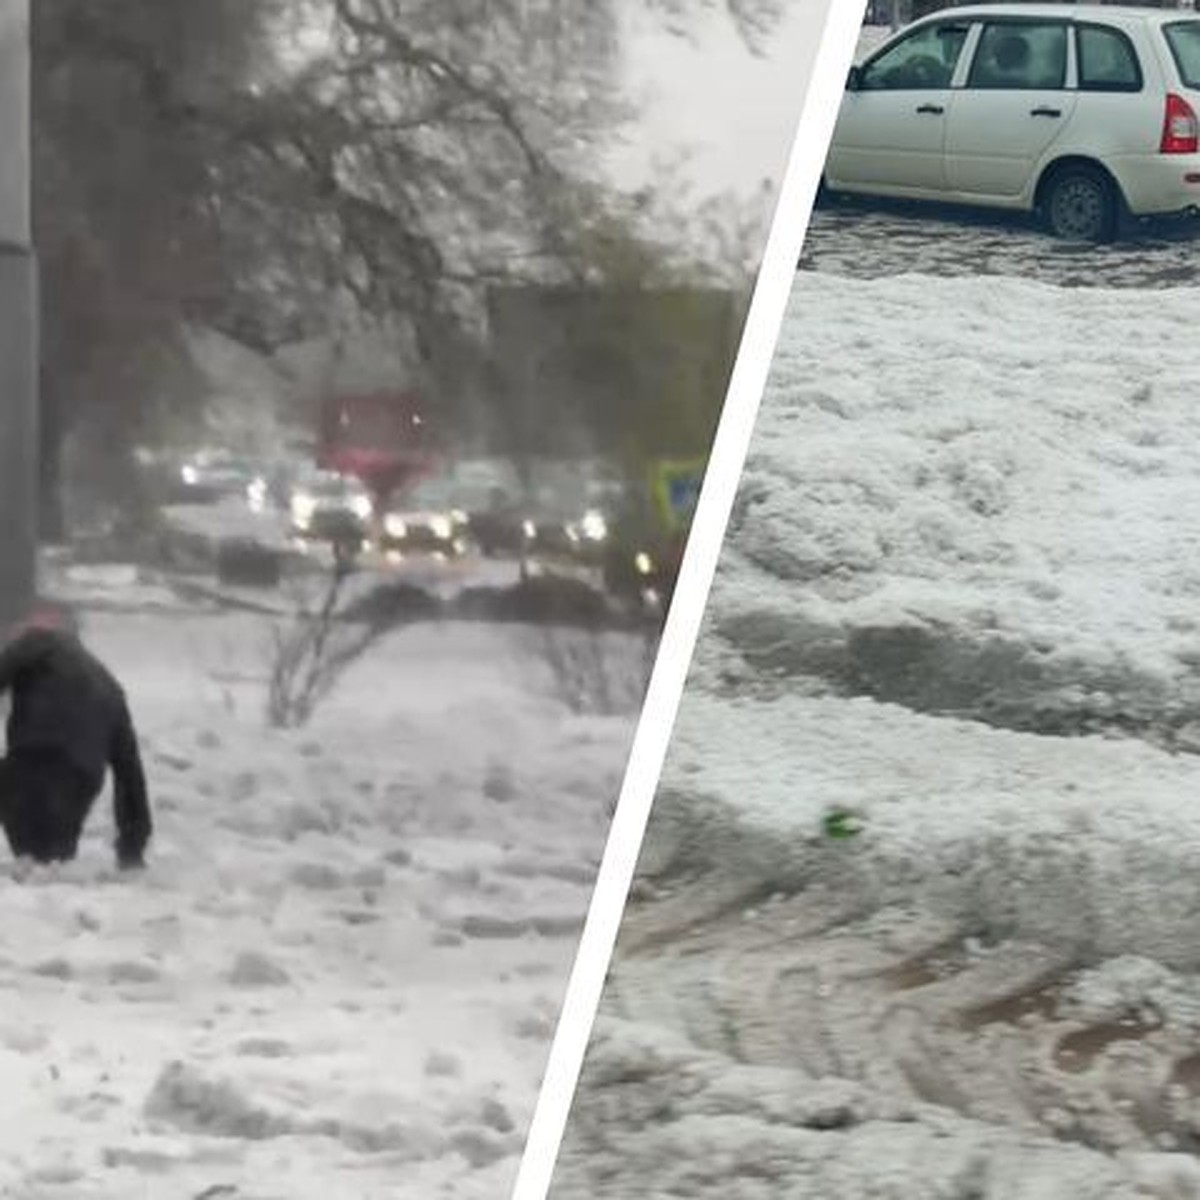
1041, 164, 1117, 243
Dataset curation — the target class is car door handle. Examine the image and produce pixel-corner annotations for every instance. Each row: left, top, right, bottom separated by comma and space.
1030, 106, 1061, 117
916, 103, 944, 114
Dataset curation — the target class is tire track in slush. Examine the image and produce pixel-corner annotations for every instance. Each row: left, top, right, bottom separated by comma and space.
608, 891, 1200, 1157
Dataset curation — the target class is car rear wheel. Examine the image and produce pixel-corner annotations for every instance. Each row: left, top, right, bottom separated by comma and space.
1042, 164, 1117, 243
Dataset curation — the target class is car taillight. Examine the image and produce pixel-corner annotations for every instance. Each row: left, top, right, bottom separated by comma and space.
1161, 92, 1199, 154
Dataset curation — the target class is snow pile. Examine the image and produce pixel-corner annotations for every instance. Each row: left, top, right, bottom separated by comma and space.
559, 1016, 1200, 1200
550, 274, 1200, 1199
0, 611, 634, 1199
709, 274, 1200, 739
645, 691, 1200, 964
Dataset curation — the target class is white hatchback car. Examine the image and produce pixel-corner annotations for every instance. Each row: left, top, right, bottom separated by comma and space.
824, 4, 1200, 240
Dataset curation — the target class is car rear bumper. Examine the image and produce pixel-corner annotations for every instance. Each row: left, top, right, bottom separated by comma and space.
1105, 153, 1200, 216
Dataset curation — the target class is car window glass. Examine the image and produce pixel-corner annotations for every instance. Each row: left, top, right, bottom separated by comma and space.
859, 22, 970, 91
1164, 21, 1200, 88
967, 21, 1068, 90
1077, 24, 1142, 91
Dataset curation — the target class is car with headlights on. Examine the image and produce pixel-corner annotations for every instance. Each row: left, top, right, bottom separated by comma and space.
175, 449, 260, 505
379, 475, 470, 558
518, 477, 618, 570
287, 470, 373, 551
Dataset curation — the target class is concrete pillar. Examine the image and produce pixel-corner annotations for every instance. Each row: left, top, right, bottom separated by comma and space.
0, 0, 38, 628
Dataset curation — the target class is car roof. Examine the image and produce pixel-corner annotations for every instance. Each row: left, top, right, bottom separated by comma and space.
919, 3, 1199, 23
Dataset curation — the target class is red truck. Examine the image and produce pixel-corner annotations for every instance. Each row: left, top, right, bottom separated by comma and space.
317, 391, 436, 506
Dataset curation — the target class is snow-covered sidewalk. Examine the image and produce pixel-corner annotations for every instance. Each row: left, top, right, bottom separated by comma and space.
0, 612, 635, 1200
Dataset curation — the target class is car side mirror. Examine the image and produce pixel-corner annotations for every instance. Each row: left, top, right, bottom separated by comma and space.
846, 64, 862, 91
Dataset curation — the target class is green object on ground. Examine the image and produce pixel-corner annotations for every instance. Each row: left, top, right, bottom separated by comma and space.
823, 810, 864, 840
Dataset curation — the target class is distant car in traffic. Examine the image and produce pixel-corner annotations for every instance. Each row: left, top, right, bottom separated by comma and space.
380, 475, 469, 558
824, 4, 1200, 241
515, 470, 620, 569
175, 449, 260, 504
520, 504, 606, 564
287, 470, 372, 552
441, 459, 622, 564
465, 493, 530, 558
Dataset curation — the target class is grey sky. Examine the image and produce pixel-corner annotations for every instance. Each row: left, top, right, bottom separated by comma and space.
606, 3, 831, 202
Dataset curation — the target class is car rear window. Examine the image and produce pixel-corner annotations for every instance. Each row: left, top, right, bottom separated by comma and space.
1076, 24, 1142, 92
1164, 20, 1200, 89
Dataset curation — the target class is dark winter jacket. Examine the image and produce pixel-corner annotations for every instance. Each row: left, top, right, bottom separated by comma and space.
0, 628, 152, 864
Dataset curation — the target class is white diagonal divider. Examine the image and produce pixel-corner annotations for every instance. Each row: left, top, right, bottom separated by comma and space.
508, 3, 869, 1197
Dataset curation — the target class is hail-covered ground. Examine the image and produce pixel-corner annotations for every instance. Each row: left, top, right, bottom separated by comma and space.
0, 579, 639, 1200
549, 273, 1200, 1200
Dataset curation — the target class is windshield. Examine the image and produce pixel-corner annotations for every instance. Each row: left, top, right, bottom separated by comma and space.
1164, 21, 1200, 88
